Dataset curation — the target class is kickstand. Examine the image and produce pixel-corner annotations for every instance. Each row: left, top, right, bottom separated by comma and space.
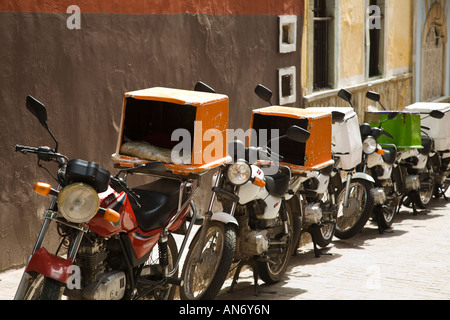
310, 229, 332, 258
411, 196, 427, 216
229, 259, 260, 296
439, 187, 449, 201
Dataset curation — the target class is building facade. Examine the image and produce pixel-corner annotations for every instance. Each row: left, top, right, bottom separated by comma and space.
301, 0, 450, 122
0, 0, 305, 271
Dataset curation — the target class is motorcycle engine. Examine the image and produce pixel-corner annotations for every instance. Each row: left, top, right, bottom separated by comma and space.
82, 271, 126, 300
66, 235, 127, 300
404, 175, 420, 191
304, 203, 323, 224
240, 230, 270, 256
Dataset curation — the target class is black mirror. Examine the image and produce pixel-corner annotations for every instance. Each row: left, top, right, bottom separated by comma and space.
430, 110, 445, 119
387, 112, 399, 120
366, 91, 380, 102
338, 89, 352, 103
194, 81, 216, 93
26, 96, 48, 128
331, 111, 346, 124
25, 95, 59, 151
360, 123, 372, 137
254, 84, 273, 105
286, 125, 310, 143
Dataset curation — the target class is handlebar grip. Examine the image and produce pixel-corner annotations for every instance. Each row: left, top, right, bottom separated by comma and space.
15, 145, 38, 153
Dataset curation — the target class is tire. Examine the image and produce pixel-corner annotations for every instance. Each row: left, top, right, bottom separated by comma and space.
180, 221, 236, 300
414, 160, 434, 209
40, 277, 64, 300
373, 195, 397, 230
21, 273, 61, 300
310, 220, 335, 248
335, 178, 375, 240
257, 202, 300, 284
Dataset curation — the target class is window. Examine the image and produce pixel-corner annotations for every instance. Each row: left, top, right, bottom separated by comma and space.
278, 66, 296, 105
279, 15, 297, 53
313, 0, 334, 90
366, 0, 385, 78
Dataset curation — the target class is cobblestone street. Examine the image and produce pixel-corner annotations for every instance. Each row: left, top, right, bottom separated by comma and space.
1, 191, 450, 301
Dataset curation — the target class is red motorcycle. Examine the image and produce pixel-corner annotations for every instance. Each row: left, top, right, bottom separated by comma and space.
14, 96, 199, 300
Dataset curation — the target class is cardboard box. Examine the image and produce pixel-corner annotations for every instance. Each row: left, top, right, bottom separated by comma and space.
112, 87, 230, 174
364, 111, 422, 150
250, 106, 334, 173
405, 102, 450, 152
307, 107, 362, 170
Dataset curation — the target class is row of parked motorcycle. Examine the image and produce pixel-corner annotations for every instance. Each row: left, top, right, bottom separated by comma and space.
13, 82, 450, 300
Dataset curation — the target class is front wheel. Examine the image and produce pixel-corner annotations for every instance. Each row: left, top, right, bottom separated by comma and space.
257, 202, 300, 284
21, 274, 64, 300
335, 178, 375, 240
180, 221, 236, 300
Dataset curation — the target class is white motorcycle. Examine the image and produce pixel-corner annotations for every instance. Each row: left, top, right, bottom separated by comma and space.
179, 122, 310, 299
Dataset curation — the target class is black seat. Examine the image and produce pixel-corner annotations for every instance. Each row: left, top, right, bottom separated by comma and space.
264, 166, 291, 198
130, 179, 181, 231
382, 147, 397, 165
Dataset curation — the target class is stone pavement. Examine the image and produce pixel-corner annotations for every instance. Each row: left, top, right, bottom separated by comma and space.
1, 191, 450, 300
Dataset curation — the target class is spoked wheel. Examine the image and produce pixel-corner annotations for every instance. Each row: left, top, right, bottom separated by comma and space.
335, 178, 375, 240
374, 194, 399, 230
180, 221, 236, 300
257, 202, 301, 284
414, 161, 434, 209
21, 274, 64, 300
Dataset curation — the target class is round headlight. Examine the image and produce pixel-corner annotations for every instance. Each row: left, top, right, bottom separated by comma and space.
226, 161, 252, 186
58, 183, 100, 223
363, 136, 378, 155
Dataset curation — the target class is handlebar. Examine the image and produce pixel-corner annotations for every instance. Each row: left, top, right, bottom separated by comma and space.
15, 144, 68, 163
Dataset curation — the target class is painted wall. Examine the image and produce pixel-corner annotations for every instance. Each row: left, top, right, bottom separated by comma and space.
0, 0, 304, 271
340, 0, 365, 81
387, 0, 413, 75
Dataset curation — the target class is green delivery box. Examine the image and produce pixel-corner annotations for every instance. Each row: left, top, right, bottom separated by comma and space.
364, 111, 422, 150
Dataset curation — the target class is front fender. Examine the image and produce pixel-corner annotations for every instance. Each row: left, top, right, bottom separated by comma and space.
211, 212, 239, 226
345, 172, 375, 184
25, 247, 73, 283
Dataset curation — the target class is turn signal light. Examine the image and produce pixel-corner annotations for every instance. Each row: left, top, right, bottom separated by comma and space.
376, 149, 386, 155
104, 208, 121, 223
252, 177, 266, 188
34, 182, 52, 196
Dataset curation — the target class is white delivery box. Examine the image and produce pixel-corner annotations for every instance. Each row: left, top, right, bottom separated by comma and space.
405, 102, 450, 152
307, 107, 362, 170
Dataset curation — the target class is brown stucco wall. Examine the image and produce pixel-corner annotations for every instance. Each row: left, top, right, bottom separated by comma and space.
0, 6, 304, 271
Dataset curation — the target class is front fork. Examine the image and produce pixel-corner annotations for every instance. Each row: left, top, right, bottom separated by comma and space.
343, 172, 353, 208
15, 187, 85, 300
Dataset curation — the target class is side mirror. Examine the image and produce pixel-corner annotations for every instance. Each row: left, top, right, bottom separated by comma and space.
25, 95, 59, 151
254, 84, 273, 105
430, 110, 445, 119
366, 91, 380, 102
194, 81, 216, 93
26, 96, 48, 129
331, 111, 346, 124
338, 89, 352, 103
286, 125, 310, 143
387, 112, 399, 120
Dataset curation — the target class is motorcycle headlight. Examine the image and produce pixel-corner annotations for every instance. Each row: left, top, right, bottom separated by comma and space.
58, 183, 100, 223
363, 136, 378, 155
226, 161, 252, 186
